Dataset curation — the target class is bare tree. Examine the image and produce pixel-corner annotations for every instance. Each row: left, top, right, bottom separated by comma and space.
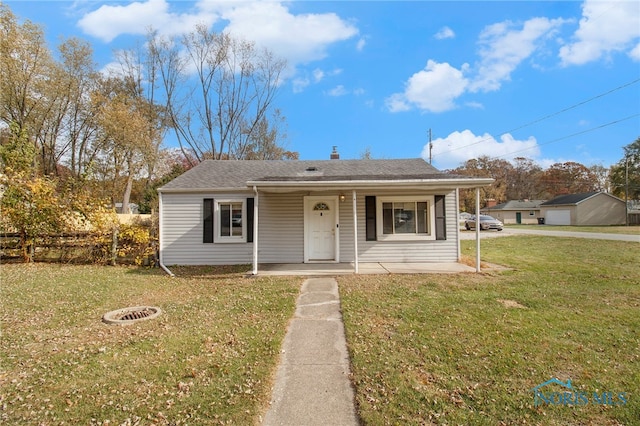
148, 25, 289, 163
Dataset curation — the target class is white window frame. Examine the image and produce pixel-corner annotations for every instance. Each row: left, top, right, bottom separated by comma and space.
376, 195, 436, 241
215, 199, 246, 243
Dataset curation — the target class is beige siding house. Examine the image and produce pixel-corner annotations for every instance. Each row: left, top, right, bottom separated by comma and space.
482, 200, 545, 224
539, 192, 626, 226
158, 158, 492, 274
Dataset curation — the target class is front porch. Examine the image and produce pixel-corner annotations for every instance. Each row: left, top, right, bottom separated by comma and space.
252, 262, 476, 276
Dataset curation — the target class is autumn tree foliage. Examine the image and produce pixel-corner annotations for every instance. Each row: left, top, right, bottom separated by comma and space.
0, 125, 68, 261
1, 4, 295, 213
537, 162, 597, 199
451, 156, 514, 212
610, 137, 640, 200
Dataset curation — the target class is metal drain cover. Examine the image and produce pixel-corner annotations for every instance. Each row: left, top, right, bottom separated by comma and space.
102, 306, 162, 325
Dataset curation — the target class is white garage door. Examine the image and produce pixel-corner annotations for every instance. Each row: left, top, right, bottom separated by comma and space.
546, 209, 571, 225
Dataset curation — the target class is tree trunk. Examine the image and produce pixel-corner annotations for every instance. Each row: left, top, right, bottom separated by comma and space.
111, 227, 119, 266
121, 162, 134, 214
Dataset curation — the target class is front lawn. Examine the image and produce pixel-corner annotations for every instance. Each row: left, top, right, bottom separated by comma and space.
340, 236, 640, 425
0, 265, 300, 425
508, 224, 640, 234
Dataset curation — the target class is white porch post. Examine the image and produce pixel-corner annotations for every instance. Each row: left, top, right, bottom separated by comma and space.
252, 187, 259, 275
352, 190, 359, 274
475, 187, 481, 272
456, 188, 461, 261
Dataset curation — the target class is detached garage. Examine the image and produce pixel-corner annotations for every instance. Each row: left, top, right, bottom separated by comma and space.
540, 192, 626, 226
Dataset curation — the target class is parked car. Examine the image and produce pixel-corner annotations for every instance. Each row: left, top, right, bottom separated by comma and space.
465, 215, 504, 231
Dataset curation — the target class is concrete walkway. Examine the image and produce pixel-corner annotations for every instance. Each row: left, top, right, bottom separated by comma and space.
262, 278, 359, 426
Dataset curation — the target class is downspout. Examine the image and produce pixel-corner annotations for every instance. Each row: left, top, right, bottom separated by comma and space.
252, 186, 259, 275
158, 191, 175, 277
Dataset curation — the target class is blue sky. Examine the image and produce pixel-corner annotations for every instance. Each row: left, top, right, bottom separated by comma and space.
8, 0, 640, 169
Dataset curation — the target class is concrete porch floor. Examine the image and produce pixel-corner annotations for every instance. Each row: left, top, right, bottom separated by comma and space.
254, 262, 476, 276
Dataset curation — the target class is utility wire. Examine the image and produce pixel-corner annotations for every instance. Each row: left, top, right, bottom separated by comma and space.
438, 77, 640, 155
492, 113, 640, 160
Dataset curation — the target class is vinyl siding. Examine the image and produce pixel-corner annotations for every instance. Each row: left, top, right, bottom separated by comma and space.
355, 190, 459, 263
161, 192, 253, 265
257, 193, 305, 263
161, 190, 460, 265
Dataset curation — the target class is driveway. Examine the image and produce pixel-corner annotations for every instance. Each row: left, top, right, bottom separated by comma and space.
459, 228, 639, 242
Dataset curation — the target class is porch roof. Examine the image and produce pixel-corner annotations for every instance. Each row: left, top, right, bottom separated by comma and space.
158, 158, 493, 193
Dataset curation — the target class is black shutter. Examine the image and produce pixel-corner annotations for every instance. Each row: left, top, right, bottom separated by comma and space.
246, 198, 254, 243
365, 196, 377, 241
435, 195, 446, 240
203, 198, 214, 243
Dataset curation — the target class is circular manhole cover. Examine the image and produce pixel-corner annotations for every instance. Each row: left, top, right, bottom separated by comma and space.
102, 306, 162, 325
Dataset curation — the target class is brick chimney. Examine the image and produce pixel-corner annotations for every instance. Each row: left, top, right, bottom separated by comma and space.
330, 146, 340, 160
486, 199, 497, 208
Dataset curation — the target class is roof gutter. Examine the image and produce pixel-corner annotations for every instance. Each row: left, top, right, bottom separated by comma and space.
246, 178, 495, 190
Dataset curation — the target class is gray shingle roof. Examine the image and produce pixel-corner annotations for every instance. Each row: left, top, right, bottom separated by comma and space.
159, 158, 483, 191
540, 191, 600, 206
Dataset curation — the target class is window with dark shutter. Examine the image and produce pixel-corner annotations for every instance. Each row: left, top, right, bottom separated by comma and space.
203, 198, 214, 243
365, 196, 377, 241
246, 198, 254, 243
435, 195, 446, 240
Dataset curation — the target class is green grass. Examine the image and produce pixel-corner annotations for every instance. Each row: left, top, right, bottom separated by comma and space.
339, 237, 640, 425
0, 264, 300, 425
507, 224, 640, 234
3, 237, 639, 425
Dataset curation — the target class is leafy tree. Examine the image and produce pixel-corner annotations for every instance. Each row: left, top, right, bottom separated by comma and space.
450, 156, 514, 212
589, 164, 611, 193
0, 124, 68, 261
507, 157, 543, 200
0, 5, 53, 138
610, 137, 640, 200
537, 161, 597, 199
91, 76, 162, 213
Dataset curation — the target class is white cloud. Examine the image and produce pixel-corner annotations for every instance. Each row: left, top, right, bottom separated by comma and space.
78, 0, 216, 42
560, 0, 640, 66
356, 37, 367, 51
422, 130, 540, 170
77, 0, 358, 74
386, 60, 469, 113
470, 17, 567, 92
327, 85, 348, 97
434, 26, 455, 40
389, 17, 566, 113
630, 43, 640, 61
221, 2, 358, 65
292, 77, 310, 93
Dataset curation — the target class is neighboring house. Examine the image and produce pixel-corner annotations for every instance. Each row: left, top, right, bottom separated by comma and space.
157, 157, 493, 273
540, 191, 626, 226
482, 200, 546, 224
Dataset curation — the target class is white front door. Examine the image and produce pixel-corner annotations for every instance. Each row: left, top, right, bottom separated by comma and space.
304, 197, 338, 262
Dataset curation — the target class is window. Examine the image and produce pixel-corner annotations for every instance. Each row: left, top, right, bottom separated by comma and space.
216, 199, 246, 242
377, 196, 435, 240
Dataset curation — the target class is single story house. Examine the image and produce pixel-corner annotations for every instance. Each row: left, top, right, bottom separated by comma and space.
482, 200, 546, 224
157, 157, 493, 274
539, 191, 626, 225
